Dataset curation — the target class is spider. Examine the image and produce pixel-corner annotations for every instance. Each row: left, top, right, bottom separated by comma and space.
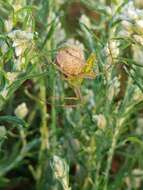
53, 45, 96, 105
25, 45, 97, 107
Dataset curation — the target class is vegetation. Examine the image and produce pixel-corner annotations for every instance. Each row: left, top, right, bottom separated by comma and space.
0, 0, 143, 189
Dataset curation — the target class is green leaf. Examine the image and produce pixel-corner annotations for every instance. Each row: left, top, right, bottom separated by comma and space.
0, 177, 10, 188
0, 17, 5, 33
41, 19, 57, 49
7, 71, 49, 97
125, 137, 143, 147
0, 71, 7, 91
0, 115, 27, 127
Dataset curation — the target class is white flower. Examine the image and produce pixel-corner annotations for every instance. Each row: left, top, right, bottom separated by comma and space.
7, 30, 34, 70
0, 126, 7, 139
80, 14, 91, 28
92, 114, 106, 130
65, 38, 84, 51
6, 72, 18, 84
107, 77, 120, 101
14, 102, 28, 119
84, 89, 95, 109
136, 19, 143, 33
133, 34, 143, 45
121, 20, 133, 33
118, 30, 131, 38
132, 45, 143, 66
105, 6, 112, 16
52, 155, 66, 178
8, 30, 34, 57
136, 117, 143, 134
116, 1, 143, 37
104, 39, 120, 64
133, 168, 143, 175
5, 19, 13, 32
13, 57, 26, 71
8, 30, 34, 40
1, 89, 8, 99
120, 2, 139, 21
0, 41, 8, 54
12, 0, 26, 11
132, 87, 143, 102
51, 155, 71, 190
55, 22, 66, 43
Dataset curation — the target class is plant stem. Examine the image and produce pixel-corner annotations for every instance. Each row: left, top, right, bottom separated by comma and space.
36, 78, 49, 189
103, 123, 120, 190
51, 75, 57, 143
40, 79, 49, 153
94, 161, 102, 190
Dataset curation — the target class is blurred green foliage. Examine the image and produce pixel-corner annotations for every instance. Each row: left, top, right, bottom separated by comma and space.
0, 0, 143, 190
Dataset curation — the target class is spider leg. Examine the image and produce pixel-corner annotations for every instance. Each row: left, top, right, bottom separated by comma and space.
46, 87, 82, 107
74, 87, 82, 100
52, 62, 72, 77
39, 96, 81, 108
43, 62, 85, 107
81, 73, 96, 79
48, 96, 79, 101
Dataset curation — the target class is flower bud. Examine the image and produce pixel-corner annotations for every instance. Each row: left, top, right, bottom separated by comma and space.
51, 155, 71, 190
14, 102, 28, 119
92, 114, 107, 130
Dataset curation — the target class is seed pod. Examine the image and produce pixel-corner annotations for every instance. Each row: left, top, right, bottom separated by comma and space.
56, 46, 85, 76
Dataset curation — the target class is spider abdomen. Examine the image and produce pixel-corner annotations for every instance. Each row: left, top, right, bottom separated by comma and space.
56, 46, 85, 76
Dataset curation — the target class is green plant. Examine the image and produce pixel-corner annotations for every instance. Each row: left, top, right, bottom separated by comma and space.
0, 0, 143, 190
